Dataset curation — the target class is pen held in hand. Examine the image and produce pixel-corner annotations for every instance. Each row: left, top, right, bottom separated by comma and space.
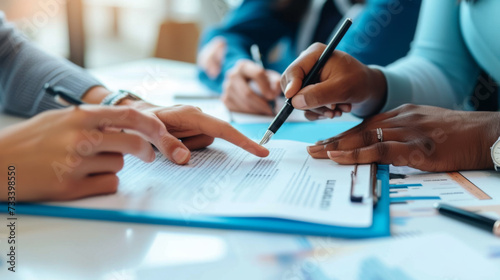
250, 44, 276, 114
259, 18, 353, 145
44, 83, 86, 106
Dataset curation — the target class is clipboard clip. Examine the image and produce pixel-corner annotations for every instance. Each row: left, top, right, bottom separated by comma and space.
350, 163, 381, 207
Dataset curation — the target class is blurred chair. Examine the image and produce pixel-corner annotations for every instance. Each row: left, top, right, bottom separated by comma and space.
67, 0, 86, 67
154, 20, 200, 63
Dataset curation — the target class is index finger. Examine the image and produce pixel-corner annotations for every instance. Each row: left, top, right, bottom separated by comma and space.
281, 43, 327, 99
191, 113, 269, 157
87, 105, 192, 164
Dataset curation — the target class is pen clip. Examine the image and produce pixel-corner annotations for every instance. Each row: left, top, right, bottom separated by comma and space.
53, 95, 73, 106
350, 163, 379, 207
350, 165, 363, 203
44, 83, 84, 106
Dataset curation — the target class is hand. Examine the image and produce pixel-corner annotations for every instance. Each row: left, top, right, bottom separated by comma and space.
222, 60, 281, 115
307, 104, 500, 172
83, 87, 270, 164
0, 106, 167, 202
128, 101, 270, 163
281, 43, 387, 119
197, 36, 227, 79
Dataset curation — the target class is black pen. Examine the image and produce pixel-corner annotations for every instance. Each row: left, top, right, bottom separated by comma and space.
250, 44, 276, 113
259, 18, 352, 145
44, 83, 86, 106
435, 203, 500, 237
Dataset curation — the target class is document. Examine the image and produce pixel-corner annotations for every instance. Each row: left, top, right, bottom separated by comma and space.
54, 140, 374, 228
317, 233, 500, 279
389, 165, 495, 218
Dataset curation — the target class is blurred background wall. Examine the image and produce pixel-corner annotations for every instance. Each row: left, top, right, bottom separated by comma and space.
0, 0, 242, 68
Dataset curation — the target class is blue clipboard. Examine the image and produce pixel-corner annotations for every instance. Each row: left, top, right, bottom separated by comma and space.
1, 122, 390, 238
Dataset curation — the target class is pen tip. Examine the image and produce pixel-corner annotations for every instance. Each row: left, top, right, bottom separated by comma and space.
259, 130, 274, 146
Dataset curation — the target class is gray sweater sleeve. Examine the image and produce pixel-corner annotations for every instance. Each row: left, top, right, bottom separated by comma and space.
0, 12, 102, 117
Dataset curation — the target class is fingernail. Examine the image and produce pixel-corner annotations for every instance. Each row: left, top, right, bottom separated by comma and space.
173, 148, 189, 164
308, 145, 324, 153
149, 152, 156, 162
284, 82, 293, 95
327, 151, 343, 158
160, 127, 168, 136
293, 95, 307, 108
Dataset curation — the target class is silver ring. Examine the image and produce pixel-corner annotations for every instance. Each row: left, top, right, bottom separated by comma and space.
376, 128, 383, 142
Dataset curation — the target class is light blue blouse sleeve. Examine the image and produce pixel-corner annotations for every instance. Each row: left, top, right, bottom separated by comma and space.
373, 0, 480, 112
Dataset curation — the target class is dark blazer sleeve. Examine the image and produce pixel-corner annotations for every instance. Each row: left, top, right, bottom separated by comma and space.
198, 0, 299, 93
0, 12, 102, 117
337, 0, 422, 66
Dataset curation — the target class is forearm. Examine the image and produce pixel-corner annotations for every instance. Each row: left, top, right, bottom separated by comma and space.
0, 14, 101, 117
362, 0, 480, 114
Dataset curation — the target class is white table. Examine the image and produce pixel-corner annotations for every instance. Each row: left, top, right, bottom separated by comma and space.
1, 59, 499, 279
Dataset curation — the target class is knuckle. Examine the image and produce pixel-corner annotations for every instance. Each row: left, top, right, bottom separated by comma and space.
399, 103, 417, 111
310, 42, 326, 52
226, 69, 238, 79
325, 140, 339, 151
71, 106, 92, 121
234, 60, 247, 72
160, 134, 176, 148
351, 148, 361, 161
331, 140, 339, 150
255, 69, 267, 80
375, 143, 389, 160
404, 112, 425, 124
179, 105, 198, 114
121, 107, 140, 124
362, 130, 375, 146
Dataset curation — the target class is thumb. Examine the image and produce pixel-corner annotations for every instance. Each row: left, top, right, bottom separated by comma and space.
155, 128, 191, 165
282, 43, 327, 99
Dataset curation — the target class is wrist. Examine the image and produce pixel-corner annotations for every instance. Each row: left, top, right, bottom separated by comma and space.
478, 111, 500, 169
485, 112, 500, 146
120, 100, 154, 110
352, 68, 387, 118
81, 86, 113, 104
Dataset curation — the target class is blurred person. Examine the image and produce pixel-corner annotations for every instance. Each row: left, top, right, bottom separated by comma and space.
282, 0, 500, 172
0, 12, 268, 202
197, 0, 422, 115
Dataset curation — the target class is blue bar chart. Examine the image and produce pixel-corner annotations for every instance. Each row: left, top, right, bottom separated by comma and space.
389, 166, 491, 217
